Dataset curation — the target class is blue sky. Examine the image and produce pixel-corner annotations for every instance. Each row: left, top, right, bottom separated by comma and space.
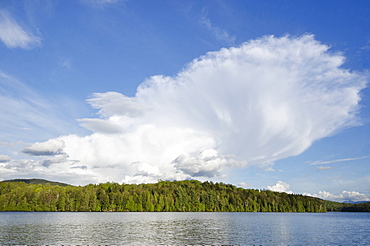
0, 0, 370, 202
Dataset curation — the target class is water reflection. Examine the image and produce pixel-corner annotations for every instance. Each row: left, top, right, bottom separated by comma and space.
0, 212, 369, 245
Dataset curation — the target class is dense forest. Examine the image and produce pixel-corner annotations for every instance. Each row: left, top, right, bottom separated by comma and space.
0, 179, 327, 212
325, 200, 370, 212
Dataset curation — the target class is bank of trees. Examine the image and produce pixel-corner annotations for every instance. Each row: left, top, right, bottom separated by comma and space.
325, 200, 370, 212
0, 180, 326, 212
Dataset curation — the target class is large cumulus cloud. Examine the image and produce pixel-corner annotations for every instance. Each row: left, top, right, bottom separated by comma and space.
8, 35, 367, 184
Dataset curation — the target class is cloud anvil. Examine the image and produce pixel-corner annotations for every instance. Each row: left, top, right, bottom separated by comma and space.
10, 35, 365, 185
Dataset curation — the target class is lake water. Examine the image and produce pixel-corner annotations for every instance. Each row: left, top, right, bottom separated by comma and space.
0, 212, 369, 245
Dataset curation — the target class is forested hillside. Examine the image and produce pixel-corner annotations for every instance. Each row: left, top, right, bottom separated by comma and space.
0, 180, 326, 212
2, 178, 69, 187
325, 200, 370, 212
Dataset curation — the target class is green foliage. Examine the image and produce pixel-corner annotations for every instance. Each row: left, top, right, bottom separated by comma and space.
325, 200, 370, 212
0, 180, 326, 212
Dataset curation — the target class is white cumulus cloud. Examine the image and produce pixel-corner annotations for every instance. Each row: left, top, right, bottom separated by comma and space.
267, 181, 293, 194
173, 148, 245, 178
4, 35, 368, 184
0, 10, 41, 49
22, 139, 65, 156
304, 190, 370, 202
0, 155, 11, 163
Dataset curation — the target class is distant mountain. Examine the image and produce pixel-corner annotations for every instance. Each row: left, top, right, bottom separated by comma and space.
1, 178, 71, 187
342, 200, 369, 204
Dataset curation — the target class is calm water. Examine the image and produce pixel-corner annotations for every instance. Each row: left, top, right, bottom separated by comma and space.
0, 212, 369, 245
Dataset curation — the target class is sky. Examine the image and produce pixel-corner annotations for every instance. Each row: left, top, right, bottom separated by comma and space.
0, 0, 370, 202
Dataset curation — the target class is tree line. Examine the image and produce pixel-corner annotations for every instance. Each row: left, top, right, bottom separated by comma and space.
0, 179, 327, 212
325, 200, 370, 212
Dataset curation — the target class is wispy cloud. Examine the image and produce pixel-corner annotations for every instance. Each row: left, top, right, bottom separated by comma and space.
360, 39, 370, 51
309, 156, 368, 165
60, 59, 72, 69
0, 72, 84, 142
257, 162, 275, 172
0, 10, 41, 49
80, 0, 123, 8
325, 176, 347, 180
199, 10, 236, 45
317, 166, 333, 171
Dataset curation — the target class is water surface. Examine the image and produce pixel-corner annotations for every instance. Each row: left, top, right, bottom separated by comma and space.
0, 212, 369, 245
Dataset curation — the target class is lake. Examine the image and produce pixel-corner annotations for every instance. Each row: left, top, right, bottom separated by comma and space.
0, 212, 369, 245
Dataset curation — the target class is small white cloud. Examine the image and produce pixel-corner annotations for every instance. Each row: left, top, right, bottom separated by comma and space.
267, 181, 293, 194
317, 166, 333, 171
0, 10, 41, 49
238, 182, 249, 188
60, 59, 72, 69
22, 139, 65, 156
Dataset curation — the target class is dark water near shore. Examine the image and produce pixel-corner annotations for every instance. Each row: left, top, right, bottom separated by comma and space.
0, 212, 369, 245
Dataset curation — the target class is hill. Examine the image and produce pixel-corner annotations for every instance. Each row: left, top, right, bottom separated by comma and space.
342, 200, 369, 204
0, 179, 327, 212
325, 200, 370, 212
2, 179, 369, 212
2, 178, 70, 187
